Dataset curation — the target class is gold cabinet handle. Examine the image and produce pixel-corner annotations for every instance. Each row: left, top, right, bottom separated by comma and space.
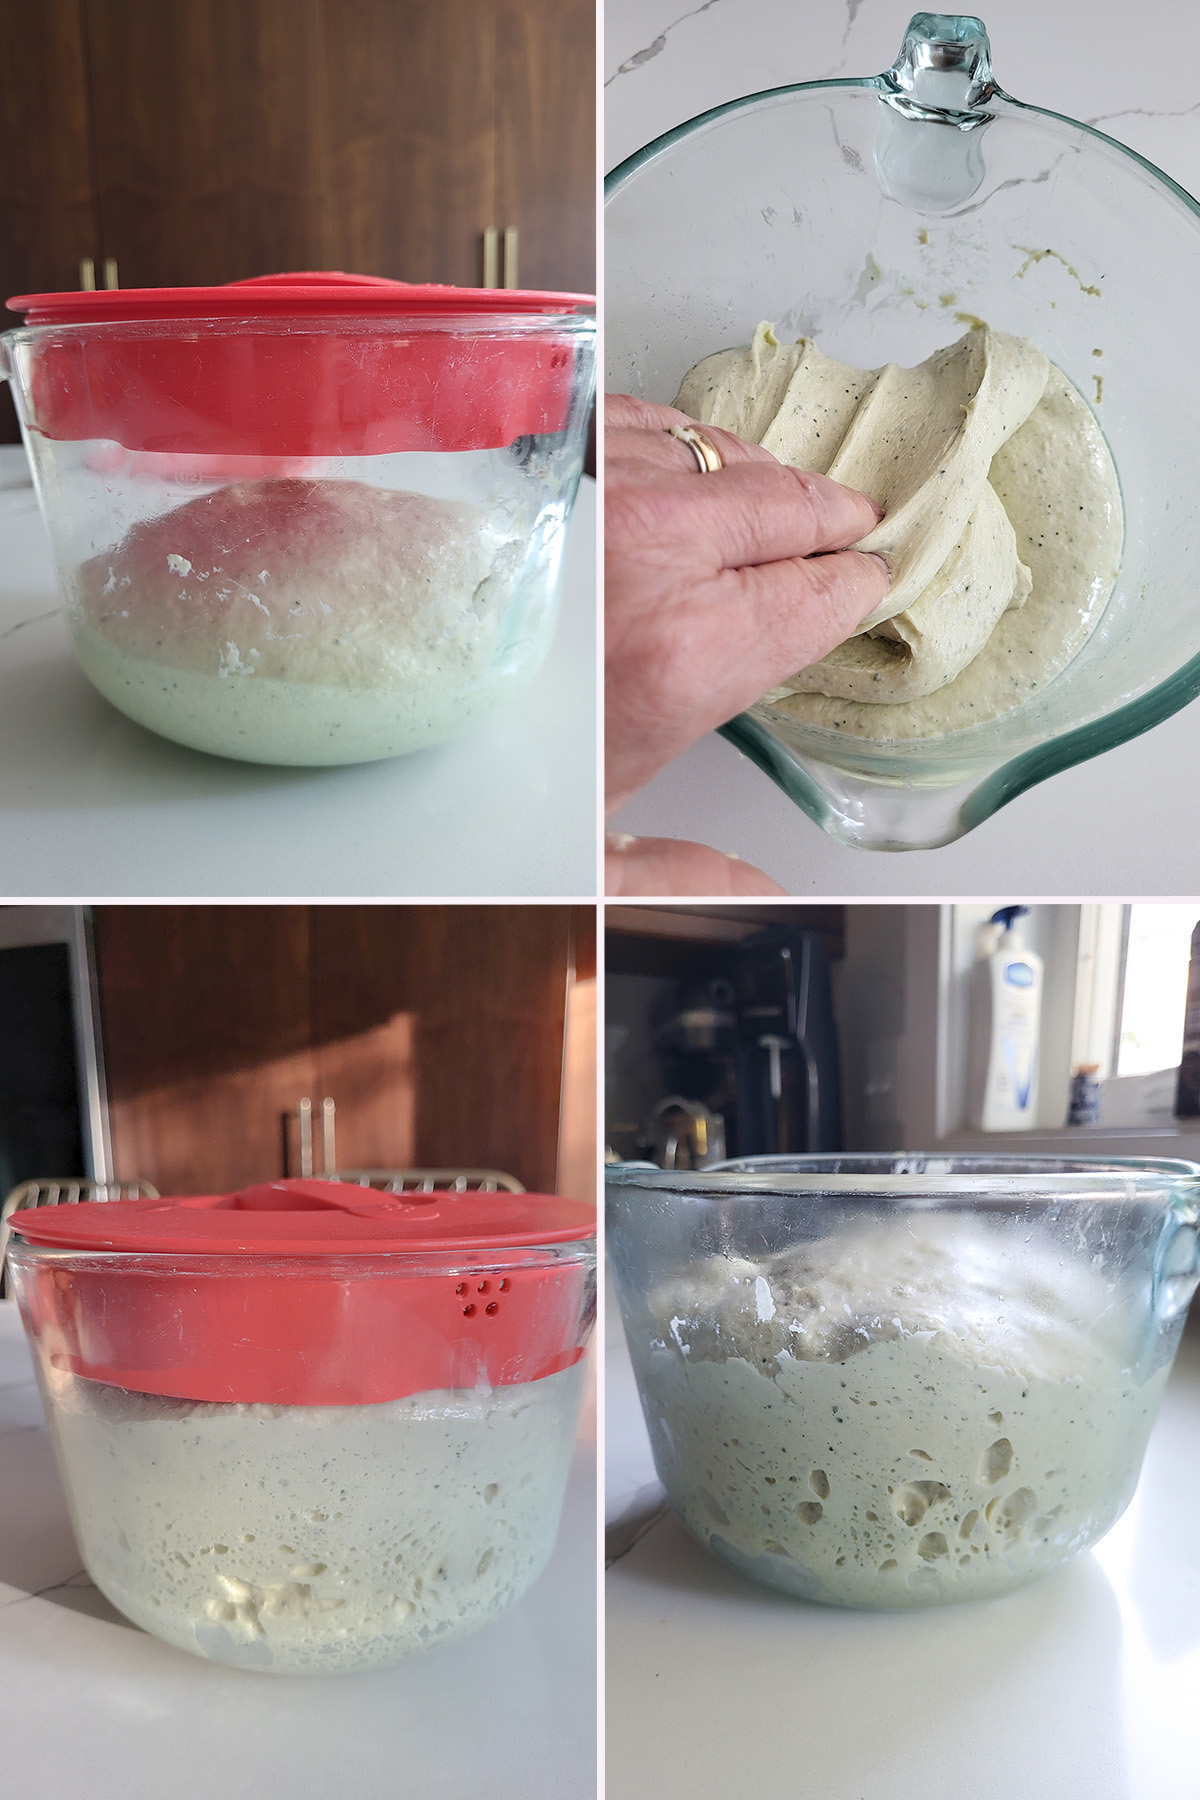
320, 1096, 336, 1175
482, 226, 499, 289
103, 257, 118, 289
503, 226, 518, 290
297, 1097, 313, 1178
79, 258, 96, 290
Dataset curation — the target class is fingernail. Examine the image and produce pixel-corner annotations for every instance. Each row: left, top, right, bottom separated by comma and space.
606, 831, 637, 852
856, 489, 884, 521
865, 552, 891, 583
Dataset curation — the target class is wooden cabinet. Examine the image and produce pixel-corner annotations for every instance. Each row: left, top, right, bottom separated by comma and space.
0, 0, 595, 437
320, 0, 499, 291
92, 906, 316, 1195
92, 905, 582, 1197
308, 905, 573, 1187
0, 2, 97, 440
493, 0, 596, 294
0, 4, 97, 299
82, 0, 335, 289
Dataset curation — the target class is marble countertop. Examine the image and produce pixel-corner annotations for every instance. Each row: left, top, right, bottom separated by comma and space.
0, 1300, 595, 1800
606, 0, 1200, 894
0, 451, 596, 898
606, 1274, 1200, 1800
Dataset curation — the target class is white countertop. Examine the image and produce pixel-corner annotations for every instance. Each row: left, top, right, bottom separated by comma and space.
606, 0, 1200, 895
0, 452, 596, 898
605, 1276, 1200, 1800
0, 1300, 596, 1799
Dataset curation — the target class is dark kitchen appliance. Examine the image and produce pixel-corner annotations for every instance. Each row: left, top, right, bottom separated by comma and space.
734, 931, 840, 1156
0, 907, 110, 1199
606, 923, 841, 1165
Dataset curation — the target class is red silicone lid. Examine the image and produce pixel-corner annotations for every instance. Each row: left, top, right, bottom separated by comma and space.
6, 270, 596, 327
10, 1181, 595, 1407
5, 272, 595, 456
11, 1178, 595, 1254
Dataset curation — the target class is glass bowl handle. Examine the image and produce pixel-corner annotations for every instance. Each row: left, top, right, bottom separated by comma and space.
1152, 1218, 1200, 1326
881, 12, 997, 120
875, 13, 1000, 210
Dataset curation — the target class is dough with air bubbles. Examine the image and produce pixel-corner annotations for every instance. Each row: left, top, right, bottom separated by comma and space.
45, 1363, 584, 1672
628, 1214, 1164, 1606
77, 476, 516, 691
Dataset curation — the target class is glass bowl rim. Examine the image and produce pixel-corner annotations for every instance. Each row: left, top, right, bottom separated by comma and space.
606, 1152, 1200, 1206
604, 71, 1200, 212
5, 1238, 598, 1279
3, 310, 597, 349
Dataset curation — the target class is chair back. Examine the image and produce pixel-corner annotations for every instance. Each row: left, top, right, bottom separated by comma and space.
329, 1168, 525, 1194
0, 1177, 160, 1293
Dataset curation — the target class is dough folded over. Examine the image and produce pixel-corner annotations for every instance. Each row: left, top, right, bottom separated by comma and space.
764, 366, 1124, 738
768, 481, 1031, 705
674, 324, 1054, 708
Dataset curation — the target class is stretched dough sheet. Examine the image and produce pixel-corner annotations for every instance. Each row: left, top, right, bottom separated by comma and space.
675, 327, 1122, 738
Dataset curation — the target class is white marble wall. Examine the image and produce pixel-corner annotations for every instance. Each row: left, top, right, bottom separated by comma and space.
607, 0, 1200, 190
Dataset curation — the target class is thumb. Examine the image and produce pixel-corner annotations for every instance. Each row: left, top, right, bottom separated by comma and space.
606, 833, 787, 896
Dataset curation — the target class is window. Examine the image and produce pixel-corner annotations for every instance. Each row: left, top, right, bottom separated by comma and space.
946, 902, 1200, 1136
1114, 905, 1199, 1077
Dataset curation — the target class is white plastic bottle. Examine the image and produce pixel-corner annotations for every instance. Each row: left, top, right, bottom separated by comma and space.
970, 906, 1043, 1131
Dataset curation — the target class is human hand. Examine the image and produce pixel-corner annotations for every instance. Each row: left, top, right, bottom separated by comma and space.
605, 832, 789, 896
605, 393, 889, 818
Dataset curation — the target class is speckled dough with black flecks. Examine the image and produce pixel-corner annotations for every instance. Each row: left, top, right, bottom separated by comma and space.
40, 1362, 583, 1671
68, 477, 557, 765
629, 1215, 1164, 1607
675, 325, 1123, 739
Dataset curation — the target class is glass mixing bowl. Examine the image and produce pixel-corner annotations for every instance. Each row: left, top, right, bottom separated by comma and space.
606, 12, 1200, 849
607, 1154, 1200, 1609
2, 273, 595, 768
7, 1179, 596, 1672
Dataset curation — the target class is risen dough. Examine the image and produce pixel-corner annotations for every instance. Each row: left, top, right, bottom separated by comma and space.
77, 477, 511, 688
629, 1216, 1164, 1607
46, 1364, 584, 1673
68, 476, 547, 765
674, 325, 1123, 737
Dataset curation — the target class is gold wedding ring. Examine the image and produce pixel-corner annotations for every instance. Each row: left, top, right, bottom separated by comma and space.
666, 423, 724, 473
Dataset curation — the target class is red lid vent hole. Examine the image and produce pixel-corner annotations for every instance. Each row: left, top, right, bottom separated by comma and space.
455, 1283, 468, 1296
485, 1302, 499, 1316
498, 1279, 510, 1292
477, 1280, 490, 1294
462, 1303, 476, 1318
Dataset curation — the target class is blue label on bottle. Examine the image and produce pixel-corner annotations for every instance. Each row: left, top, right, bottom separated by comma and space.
1004, 962, 1034, 987
1002, 1037, 1035, 1110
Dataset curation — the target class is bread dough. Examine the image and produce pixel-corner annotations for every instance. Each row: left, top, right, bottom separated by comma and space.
70, 477, 546, 765
674, 326, 1123, 738
628, 1215, 1165, 1608
785, 480, 1031, 705
78, 478, 511, 685
44, 1363, 584, 1672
